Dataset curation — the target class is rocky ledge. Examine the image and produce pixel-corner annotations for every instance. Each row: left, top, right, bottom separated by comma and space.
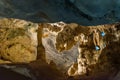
0, 18, 120, 80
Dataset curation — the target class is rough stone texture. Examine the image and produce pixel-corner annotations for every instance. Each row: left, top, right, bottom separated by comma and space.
0, 18, 120, 80
0, 18, 37, 63
41, 22, 120, 79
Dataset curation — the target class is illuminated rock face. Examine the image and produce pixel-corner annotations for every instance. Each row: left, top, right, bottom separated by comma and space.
0, 18, 120, 80
0, 18, 37, 63
41, 21, 120, 78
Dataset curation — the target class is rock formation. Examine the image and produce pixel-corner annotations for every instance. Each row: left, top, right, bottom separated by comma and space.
0, 18, 120, 80
0, 18, 37, 63
40, 21, 120, 79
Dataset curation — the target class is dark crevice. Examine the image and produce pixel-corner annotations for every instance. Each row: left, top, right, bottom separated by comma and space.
8, 44, 14, 48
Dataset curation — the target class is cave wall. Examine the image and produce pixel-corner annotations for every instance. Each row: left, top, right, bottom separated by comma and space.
40, 21, 120, 79
1, 0, 120, 25
0, 18, 120, 80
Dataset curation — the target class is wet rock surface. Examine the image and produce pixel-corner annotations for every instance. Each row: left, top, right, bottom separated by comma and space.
0, 18, 120, 80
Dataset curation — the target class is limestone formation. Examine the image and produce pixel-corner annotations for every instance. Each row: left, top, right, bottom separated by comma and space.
0, 18, 37, 63
41, 21, 120, 79
0, 18, 120, 80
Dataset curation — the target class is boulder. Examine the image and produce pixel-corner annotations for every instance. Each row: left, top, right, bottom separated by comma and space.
0, 18, 37, 63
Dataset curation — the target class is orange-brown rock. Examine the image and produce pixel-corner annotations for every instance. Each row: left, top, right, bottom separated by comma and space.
41, 22, 120, 79
0, 18, 37, 63
0, 18, 120, 80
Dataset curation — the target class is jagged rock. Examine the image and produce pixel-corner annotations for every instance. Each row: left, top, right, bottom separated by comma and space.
0, 18, 37, 63
0, 18, 120, 80
41, 21, 120, 79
